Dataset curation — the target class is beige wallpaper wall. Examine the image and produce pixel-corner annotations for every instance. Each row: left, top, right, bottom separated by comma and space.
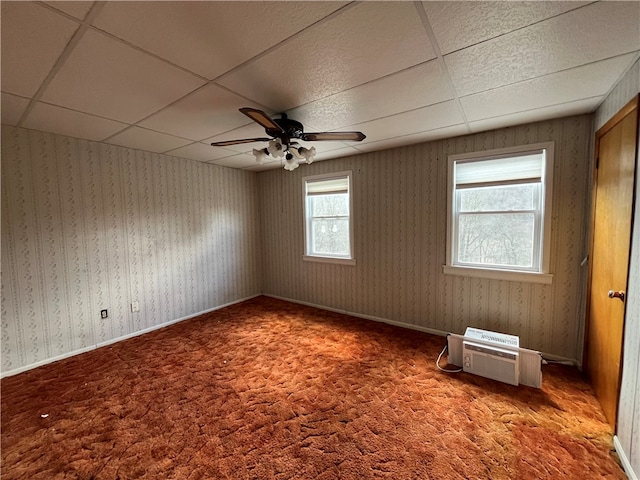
259, 114, 593, 361
596, 58, 640, 477
1, 126, 261, 375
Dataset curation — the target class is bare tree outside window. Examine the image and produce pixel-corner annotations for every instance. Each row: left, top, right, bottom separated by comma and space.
304, 172, 353, 261
447, 144, 553, 278
457, 184, 537, 268
309, 194, 350, 255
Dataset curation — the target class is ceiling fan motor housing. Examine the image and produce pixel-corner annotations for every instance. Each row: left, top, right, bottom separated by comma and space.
268, 114, 304, 142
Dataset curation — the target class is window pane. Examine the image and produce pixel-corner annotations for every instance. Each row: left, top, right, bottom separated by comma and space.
310, 194, 348, 217
459, 184, 536, 212
457, 213, 535, 268
311, 218, 350, 255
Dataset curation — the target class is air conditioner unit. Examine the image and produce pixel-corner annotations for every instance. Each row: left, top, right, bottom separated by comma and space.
462, 340, 519, 386
447, 327, 542, 388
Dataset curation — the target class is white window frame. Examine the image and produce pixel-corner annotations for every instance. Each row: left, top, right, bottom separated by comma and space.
444, 143, 554, 284
303, 171, 355, 265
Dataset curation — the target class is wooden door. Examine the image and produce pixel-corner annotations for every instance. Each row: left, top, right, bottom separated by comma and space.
585, 96, 638, 429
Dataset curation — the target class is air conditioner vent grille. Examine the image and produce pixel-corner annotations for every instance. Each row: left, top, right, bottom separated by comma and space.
464, 327, 519, 347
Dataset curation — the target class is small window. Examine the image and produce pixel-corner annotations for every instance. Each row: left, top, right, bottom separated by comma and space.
445, 143, 554, 283
303, 172, 354, 265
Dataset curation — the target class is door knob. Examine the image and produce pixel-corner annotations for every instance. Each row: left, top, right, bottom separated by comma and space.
608, 290, 625, 302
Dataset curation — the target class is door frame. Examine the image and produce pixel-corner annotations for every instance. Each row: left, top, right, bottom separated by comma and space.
583, 94, 639, 430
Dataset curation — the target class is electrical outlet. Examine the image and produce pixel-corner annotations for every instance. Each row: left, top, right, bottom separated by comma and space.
100, 309, 108, 319
131, 301, 139, 313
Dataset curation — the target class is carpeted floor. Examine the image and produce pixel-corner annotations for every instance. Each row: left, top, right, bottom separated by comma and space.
1, 296, 625, 479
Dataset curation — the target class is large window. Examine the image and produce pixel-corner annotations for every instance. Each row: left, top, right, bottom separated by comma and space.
303, 172, 354, 264
445, 143, 554, 283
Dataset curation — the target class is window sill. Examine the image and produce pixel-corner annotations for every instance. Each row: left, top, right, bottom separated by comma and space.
442, 265, 552, 284
303, 255, 356, 266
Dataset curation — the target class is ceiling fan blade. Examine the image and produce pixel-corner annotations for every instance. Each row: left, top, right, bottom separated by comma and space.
302, 131, 366, 142
239, 108, 284, 133
210, 137, 270, 147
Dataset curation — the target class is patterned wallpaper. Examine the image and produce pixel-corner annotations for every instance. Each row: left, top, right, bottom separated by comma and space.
1, 126, 261, 375
595, 57, 640, 131
259, 115, 593, 361
595, 58, 640, 476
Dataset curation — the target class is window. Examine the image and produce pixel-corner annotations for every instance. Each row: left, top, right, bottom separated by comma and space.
445, 143, 554, 283
303, 171, 354, 264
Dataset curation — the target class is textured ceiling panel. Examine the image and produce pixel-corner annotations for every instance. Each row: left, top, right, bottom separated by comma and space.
210, 153, 260, 169
217, 2, 436, 112
468, 97, 599, 133
40, 29, 205, 123
353, 124, 469, 153
44, 1, 94, 20
351, 101, 465, 144
165, 142, 237, 163
107, 126, 191, 153
22, 102, 127, 141
92, 1, 347, 80
0, 2, 79, 97
424, 1, 588, 55
461, 54, 637, 122
139, 84, 265, 141
445, 1, 640, 96
288, 60, 453, 131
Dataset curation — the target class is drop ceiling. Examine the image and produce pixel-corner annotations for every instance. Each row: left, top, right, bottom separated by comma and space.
1, 1, 639, 171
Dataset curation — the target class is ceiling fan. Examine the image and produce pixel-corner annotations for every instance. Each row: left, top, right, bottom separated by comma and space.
210, 108, 366, 170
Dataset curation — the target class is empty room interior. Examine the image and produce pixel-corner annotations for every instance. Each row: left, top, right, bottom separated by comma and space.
2, 1, 640, 479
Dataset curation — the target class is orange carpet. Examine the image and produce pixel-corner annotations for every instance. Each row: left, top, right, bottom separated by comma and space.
1, 296, 625, 479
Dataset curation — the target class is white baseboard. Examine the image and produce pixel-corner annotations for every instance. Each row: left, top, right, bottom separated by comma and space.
263, 294, 579, 367
614, 435, 638, 480
264, 294, 449, 337
0, 294, 261, 379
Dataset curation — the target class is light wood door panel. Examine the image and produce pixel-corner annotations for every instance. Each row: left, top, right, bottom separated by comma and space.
586, 97, 638, 429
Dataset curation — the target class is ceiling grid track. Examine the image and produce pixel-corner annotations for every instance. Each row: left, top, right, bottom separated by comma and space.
413, 1, 471, 134
17, 2, 106, 127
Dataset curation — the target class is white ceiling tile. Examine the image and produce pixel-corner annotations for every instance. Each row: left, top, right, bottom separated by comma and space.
351, 101, 465, 145
312, 146, 360, 161
44, 2, 94, 20
210, 153, 262, 169
40, 29, 205, 123
139, 84, 266, 141
242, 160, 283, 172
22, 102, 128, 141
298, 140, 353, 154
108, 127, 191, 153
1, 93, 30, 126
353, 124, 469, 153
164, 142, 237, 163
424, 1, 589, 55
445, 1, 640, 96
1, 2, 80, 97
468, 97, 600, 134
218, 2, 436, 112
288, 60, 453, 131
92, 2, 347, 80
461, 54, 638, 122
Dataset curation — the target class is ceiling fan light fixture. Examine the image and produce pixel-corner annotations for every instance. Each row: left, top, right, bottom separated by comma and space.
283, 153, 299, 171
298, 146, 316, 164
252, 148, 269, 164
212, 108, 365, 172
268, 139, 285, 158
